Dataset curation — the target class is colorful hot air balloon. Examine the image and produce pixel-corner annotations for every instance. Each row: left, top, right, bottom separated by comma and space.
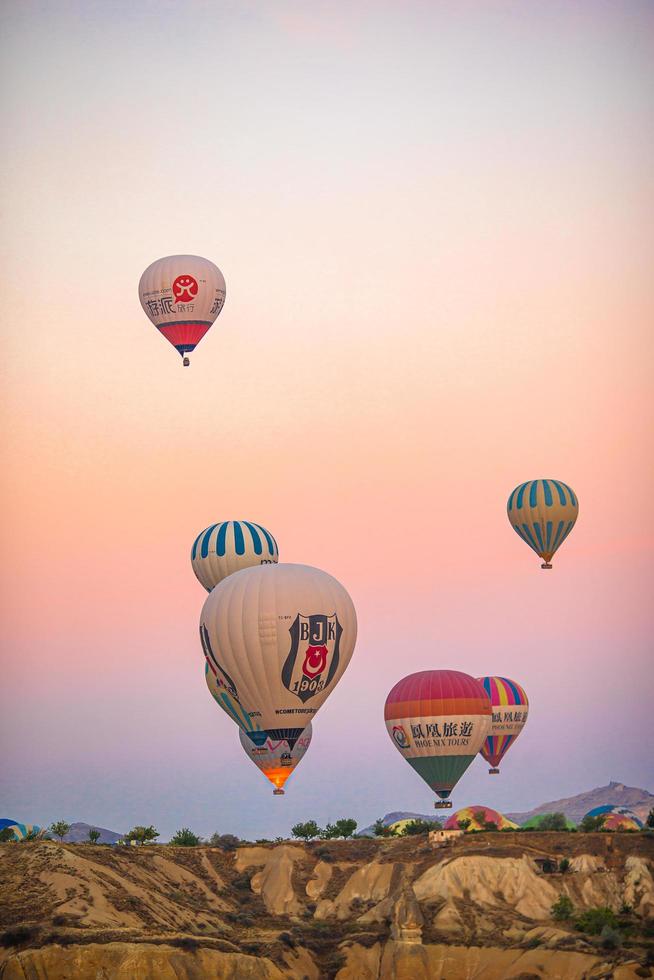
205, 659, 264, 744
139, 254, 226, 366
191, 521, 279, 592
444, 805, 518, 832
200, 563, 357, 749
476, 676, 529, 774
584, 805, 644, 831
384, 670, 491, 809
239, 724, 312, 795
507, 479, 578, 569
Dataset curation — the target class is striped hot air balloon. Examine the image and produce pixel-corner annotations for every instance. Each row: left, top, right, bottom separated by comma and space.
477, 676, 529, 775
384, 670, 491, 809
239, 724, 312, 796
139, 254, 226, 365
191, 520, 279, 592
507, 479, 578, 569
444, 805, 518, 832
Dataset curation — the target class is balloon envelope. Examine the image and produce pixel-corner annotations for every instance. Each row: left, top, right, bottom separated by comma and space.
444, 805, 518, 832
139, 254, 225, 361
201, 563, 357, 748
507, 479, 578, 568
384, 670, 491, 803
239, 724, 312, 794
476, 676, 529, 773
191, 521, 279, 592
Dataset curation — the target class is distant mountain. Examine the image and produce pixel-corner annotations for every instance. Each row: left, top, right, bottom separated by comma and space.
507, 782, 654, 825
358, 811, 444, 837
63, 822, 123, 844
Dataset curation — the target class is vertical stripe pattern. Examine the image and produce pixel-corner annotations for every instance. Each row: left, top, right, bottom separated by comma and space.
191, 520, 279, 592
507, 479, 578, 565
476, 675, 529, 771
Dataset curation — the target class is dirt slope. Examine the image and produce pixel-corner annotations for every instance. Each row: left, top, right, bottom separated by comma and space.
1, 833, 652, 978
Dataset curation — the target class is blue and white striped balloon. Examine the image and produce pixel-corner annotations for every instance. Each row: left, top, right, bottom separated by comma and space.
191, 521, 279, 591
507, 479, 578, 569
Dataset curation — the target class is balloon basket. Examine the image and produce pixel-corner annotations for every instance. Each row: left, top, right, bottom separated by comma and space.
182, 357, 190, 367
273, 789, 285, 796
489, 768, 500, 775
540, 562, 552, 569
434, 801, 452, 809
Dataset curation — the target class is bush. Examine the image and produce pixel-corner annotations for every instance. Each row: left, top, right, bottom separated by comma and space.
321, 818, 358, 839
401, 819, 433, 836
0, 828, 16, 843
0, 926, 39, 948
538, 813, 570, 831
551, 895, 574, 921
600, 925, 622, 949
559, 858, 571, 874
646, 808, 654, 830
170, 828, 201, 847
209, 833, 239, 851
49, 821, 71, 842
579, 815, 606, 833
125, 825, 160, 845
457, 818, 471, 831
575, 907, 619, 935
482, 820, 498, 832
373, 818, 396, 838
88, 829, 101, 844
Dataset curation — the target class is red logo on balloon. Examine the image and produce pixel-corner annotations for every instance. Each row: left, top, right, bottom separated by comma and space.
302, 645, 328, 679
172, 274, 199, 304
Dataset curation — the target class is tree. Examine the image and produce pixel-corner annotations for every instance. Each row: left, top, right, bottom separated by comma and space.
482, 819, 498, 832
538, 813, 569, 831
291, 820, 322, 841
579, 814, 606, 833
88, 828, 101, 844
373, 818, 396, 838
321, 818, 357, 839
401, 819, 433, 836
49, 821, 71, 842
125, 825, 160, 845
170, 828, 201, 847
575, 907, 619, 935
0, 827, 16, 843
558, 858, 571, 874
551, 895, 574, 920
646, 808, 654, 829
457, 818, 471, 831
209, 832, 240, 850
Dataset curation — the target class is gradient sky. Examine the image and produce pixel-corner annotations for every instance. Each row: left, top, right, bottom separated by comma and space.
1, 0, 652, 841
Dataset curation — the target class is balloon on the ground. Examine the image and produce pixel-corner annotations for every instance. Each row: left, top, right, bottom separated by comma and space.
521, 813, 576, 830
200, 563, 357, 749
444, 805, 518, 832
476, 676, 529, 774
584, 805, 643, 830
507, 479, 578, 569
0, 822, 44, 841
191, 521, 279, 592
139, 254, 225, 365
239, 724, 312, 795
384, 670, 492, 808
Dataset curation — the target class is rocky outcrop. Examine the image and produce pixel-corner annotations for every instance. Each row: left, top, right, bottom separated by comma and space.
390, 884, 424, 943
247, 846, 305, 916
315, 861, 395, 920
0, 942, 288, 980
413, 855, 559, 920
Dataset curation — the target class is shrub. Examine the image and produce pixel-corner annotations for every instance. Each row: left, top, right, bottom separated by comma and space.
401, 819, 433, 836
559, 858, 571, 874
170, 828, 201, 847
538, 813, 569, 831
619, 901, 633, 915
0, 828, 16, 843
457, 818, 471, 831
579, 815, 606, 833
321, 818, 357, 839
373, 819, 396, 838
600, 925, 622, 949
125, 825, 160, 845
482, 820, 498, 832
209, 833, 239, 850
646, 808, 654, 830
88, 829, 101, 844
575, 907, 619, 935
0, 926, 39, 947
551, 895, 574, 921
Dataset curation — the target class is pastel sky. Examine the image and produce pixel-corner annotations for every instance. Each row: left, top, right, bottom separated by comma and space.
1, 0, 652, 840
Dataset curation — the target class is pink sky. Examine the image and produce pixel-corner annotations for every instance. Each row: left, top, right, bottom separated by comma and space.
1, 0, 652, 839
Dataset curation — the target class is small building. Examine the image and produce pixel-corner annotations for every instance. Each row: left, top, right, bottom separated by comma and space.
429, 828, 464, 848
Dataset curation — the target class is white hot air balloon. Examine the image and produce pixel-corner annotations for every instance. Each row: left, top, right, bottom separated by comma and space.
191, 521, 279, 592
200, 564, 357, 748
138, 254, 226, 365
239, 724, 312, 795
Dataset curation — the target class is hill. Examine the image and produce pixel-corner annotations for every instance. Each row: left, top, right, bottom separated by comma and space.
62, 822, 123, 845
507, 782, 654, 825
1, 834, 652, 978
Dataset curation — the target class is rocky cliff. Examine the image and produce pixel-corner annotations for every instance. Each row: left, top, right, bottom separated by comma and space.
1, 833, 652, 978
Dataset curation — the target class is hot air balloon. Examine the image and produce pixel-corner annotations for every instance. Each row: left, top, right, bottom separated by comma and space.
507, 479, 578, 568
200, 563, 357, 749
239, 724, 312, 795
205, 659, 265, 743
384, 670, 491, 809
191, 521, 279, 592
584, 805, 644, 831
139, 254, 226, 366
444, 805, 518, 832
476, 676, 529, 774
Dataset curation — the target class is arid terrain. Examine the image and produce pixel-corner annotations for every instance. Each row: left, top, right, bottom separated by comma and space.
1, 833, 653, 979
